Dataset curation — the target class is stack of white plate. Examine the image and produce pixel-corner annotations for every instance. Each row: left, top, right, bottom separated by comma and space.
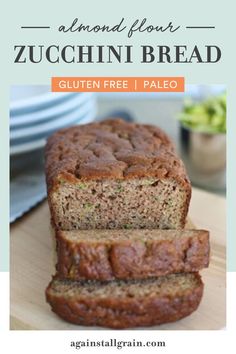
10, 86, 97, 155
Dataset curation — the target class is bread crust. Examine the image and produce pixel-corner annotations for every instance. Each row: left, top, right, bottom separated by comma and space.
56, 230, 209, 280
45, 274, 204, 329
45, 119, 190, 186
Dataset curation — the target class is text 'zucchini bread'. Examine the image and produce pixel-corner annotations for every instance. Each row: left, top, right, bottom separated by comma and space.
45, 119, 191, 230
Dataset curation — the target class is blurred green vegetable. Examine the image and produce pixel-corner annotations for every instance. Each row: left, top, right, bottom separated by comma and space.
178, 93, 226, 133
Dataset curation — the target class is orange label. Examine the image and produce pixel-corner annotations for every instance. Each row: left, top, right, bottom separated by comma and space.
51, 77, 185, 92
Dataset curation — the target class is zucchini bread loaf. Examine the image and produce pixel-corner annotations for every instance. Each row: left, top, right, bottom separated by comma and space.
56, 229, 209, 281
46, 273, 203, 329
45, 119, 191, 230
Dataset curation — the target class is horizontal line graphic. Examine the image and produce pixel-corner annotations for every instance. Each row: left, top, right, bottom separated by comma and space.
21, 26, 50, 29
186, 26, 215, 29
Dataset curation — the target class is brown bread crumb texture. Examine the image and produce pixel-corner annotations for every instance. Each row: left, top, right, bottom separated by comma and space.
56, 229, 210, 280
45, 119, 191, 230
46, 273, 203, 329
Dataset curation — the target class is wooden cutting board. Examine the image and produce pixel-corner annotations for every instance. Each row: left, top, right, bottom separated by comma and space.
10, 187, 226, 330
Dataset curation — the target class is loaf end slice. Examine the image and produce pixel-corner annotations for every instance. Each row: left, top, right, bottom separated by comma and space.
56, 229, 210, 281
46, 273, 203, 329
45, 119, 191, 230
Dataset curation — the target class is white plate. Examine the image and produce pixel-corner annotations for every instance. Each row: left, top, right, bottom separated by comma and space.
10, 93, 94, 127
10, 85, 75, 114
10, 109, 97, 156
10, 99, 96, 141
10, 85, 50, 101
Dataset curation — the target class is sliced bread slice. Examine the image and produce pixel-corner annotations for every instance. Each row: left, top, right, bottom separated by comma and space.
46, 273, 203, 329
56, 229, 209, 280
